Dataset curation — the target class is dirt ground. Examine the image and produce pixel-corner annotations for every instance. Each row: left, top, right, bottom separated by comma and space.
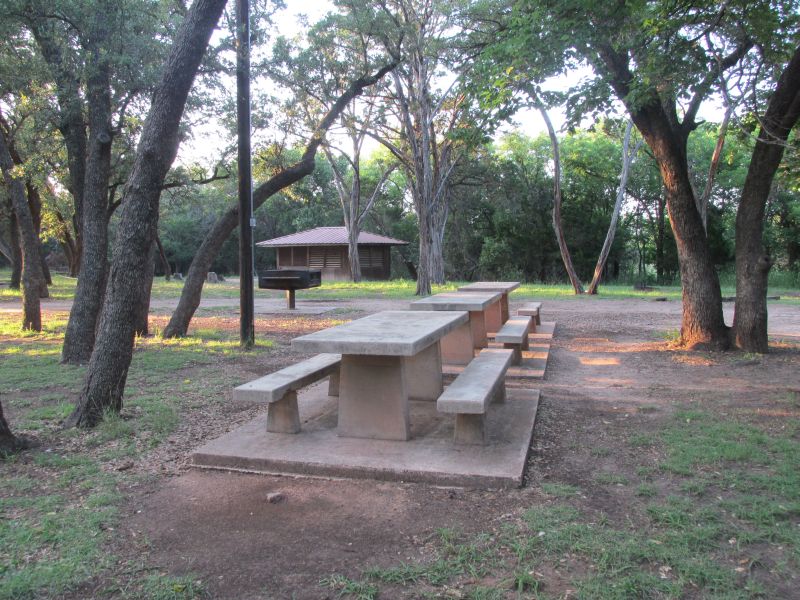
14, 296, 799, 599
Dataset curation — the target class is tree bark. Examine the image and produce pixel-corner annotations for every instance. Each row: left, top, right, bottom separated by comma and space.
0, 129, 46, 330
65, 0, 228, 428
588, 121, 640, 294
734, 46, 800, 353
697, 104, 733, 232
163, 61, 398, 337
61, 11, 115, 364
155, 234, 172, 280
134, 242, 156, 337
538, 103, 584, 294
8, 203, 22, 289
1, 400, 20, 456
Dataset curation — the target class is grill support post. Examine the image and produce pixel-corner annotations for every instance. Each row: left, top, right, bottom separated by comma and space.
286, 289, 296, 309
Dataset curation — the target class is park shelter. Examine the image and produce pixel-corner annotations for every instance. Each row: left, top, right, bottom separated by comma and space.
256, 226, 408, 281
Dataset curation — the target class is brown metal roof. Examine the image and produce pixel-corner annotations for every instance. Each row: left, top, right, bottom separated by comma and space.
256, 226, 408, 248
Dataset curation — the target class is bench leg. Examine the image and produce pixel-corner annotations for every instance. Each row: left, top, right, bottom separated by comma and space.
267, 390, 301, 434
503, 343, 523, 365
328, 371, 340, 397
454, 413, 488, 445
493, 383, 506, 404
535, 311, 541, 326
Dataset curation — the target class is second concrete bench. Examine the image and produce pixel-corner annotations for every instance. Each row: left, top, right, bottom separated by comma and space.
437, 348, 514, 445
234, 353, 341, 433
518, 301, 542, 326
494, 316, 532, 364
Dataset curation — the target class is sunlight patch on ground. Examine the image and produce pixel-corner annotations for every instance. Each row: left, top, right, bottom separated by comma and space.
578, 355, 620, 366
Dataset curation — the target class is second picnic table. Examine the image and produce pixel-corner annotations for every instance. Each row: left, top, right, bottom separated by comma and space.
291, 310, 468, 441
409, 291, 502, 365
457, 281, 520, 332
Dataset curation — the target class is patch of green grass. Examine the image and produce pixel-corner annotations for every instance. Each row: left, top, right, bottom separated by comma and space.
628, 433, 656, 448
0, 273, 77, 300
589, 446, 611, 457
541, 482, 581, 497
320, 574, 378, 600
135, 574, 208, 600
594, 472, 629, 485
0, 455, 121, 599
635, 483, 658, 497
659, 411, 773, 475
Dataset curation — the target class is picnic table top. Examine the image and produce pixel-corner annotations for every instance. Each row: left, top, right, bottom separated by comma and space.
457, 281, 521, 294
409, 291, 502, 312
291, 310, 469, 356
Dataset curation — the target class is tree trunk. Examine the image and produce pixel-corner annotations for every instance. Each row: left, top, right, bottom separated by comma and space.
697, 104, 733, 232
156, 234, 172, 280
26, 182, 52, 288
538, 104, 584, 294
416, 223, 432, 295
134, 243, 156, 337
348, 222, 362, 282
65, 0, 228, 428
588, 121, 639, 294
61, 16, 114, 364
0, 400, 20, 456
734, 47, 800, 352
0, 130, 46, 330
163, 62, 398, 337
9, 208, 22, 289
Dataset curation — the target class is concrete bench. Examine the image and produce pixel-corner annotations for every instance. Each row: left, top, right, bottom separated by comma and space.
518, 301, 542, 326
234, 353, 341, 433
437, 348, 514, 445
494, 316, 532, 365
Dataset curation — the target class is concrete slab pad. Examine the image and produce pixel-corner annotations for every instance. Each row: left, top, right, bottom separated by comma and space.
192, 382, 540, 488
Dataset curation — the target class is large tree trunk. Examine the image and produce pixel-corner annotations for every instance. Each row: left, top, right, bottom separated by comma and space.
25, 182, 52, 287
1, 400, 20, 456
61, 16, 114, 364
163, 62, 398, 337
538, 103, 584, 294
65, 0, 228, 428
8, 206, 22, 289
588, 121, 639, 294
596, 44, 729, 348
134, 242, 156, 337
0, 130, 46, 330
155, 234, 172, 280
734, 47, 800, 353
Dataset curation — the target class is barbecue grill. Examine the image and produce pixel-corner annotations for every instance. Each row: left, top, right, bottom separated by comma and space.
258, 268, 321, 309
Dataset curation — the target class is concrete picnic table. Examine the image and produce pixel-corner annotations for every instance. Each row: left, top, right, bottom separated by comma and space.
291, 310, 468, 441
409, 291, 503, 365
457, 281, 520, 332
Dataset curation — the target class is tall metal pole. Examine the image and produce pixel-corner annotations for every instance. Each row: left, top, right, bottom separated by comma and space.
237, 0, 254, 348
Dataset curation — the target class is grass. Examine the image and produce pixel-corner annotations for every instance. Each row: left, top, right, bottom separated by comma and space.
3, 269, 797, 305
0, 311, 274, 599
325, 409, 800, 599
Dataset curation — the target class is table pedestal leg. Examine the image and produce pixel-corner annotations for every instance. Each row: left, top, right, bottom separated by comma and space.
468, 311, 488, 348
441, 320, 475, 365
337, 354, 410, 440
500, 294, 509, 322
485, 301, 503, 334
404, 341, 442, 400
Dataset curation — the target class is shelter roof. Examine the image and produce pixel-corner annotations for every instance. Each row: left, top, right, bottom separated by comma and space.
256, 226, 408, 248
